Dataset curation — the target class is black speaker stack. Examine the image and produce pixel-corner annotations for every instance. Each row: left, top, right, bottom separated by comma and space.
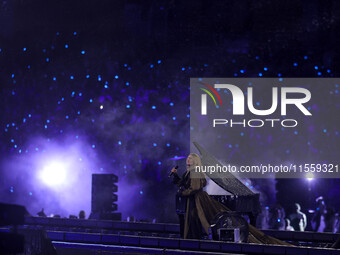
90, 174, 121, 221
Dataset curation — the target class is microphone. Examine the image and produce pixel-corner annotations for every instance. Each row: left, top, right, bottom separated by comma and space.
168, 165, 178, 178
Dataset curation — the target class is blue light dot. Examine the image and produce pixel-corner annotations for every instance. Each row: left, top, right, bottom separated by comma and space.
75, 136, 79, 139
61, 97, 64, 101
228, 144, 232, 148
79, 92, 82, 96
104, 85, 108, 89
10, 139, 14, 143
317, 72, 322, 76
35, 147, 39, 151
65, 115, 69, 119
182, 67, 185, 71
115, 75, 119, 79
314, 66, 318, 70
279, 78, 283, 82
258, 73, 263, 77
140, 191, 143, 195
89, 99, 93, 103
158, 161, 162, 165
92, 144, 96, 148
19, 149, 21, 153
150, 64, 154, 68
44, 125, 47, 129
293, 62, 298, 66
187, 114, 190, 118
73, 32, 77, 35
53, 77, 56, 81
70, 75, 75, 80
86, 74, 90, 78
152, 106, 156, 109
294, 131, 298, 135
65, 44, 69, 48
81, 50, 85, 54
118, 141, 122, 145
158, 60, 161, 64
240, 132, 244, 136
240, 69, 245, 73
77, 111, 80, 115
278, 73, 282, 77
166, 143, 170, 147
153, 143, 157, 147
126, 82, 129, 86
234, 73, 238, 77
11, 74, 14, 78
28, 114, 31, 117
126, 104, 130, 108
23, 47, 27, 51
264, 67, 268, 71
46, 58, 49, 62
98, 75, 101, 81
327, 69, 331, 73
286, 150, 290, 154
304, 56, 308, 59
172, 117, 176, 120
323, 129, 327, 133
256, 102, 260, 106
170, 102, 174, 106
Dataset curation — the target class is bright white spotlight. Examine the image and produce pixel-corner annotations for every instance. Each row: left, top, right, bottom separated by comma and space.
39, 162, 67, 187
306, 172, 314, 181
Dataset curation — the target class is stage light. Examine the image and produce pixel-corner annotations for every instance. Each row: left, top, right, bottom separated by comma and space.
306, 172, 314, 181
38, 162, 67, 187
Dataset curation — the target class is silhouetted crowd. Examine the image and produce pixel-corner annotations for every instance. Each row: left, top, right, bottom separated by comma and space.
256, 197, 339, 233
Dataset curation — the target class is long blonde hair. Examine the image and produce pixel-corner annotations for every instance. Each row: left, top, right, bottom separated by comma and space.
189, 153, 202, 169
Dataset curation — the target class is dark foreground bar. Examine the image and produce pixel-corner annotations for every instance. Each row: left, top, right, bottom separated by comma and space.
48, 231, 340, 255
53, 241, 241, 255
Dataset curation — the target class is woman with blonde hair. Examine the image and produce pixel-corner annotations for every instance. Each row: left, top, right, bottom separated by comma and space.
171, 153, 290, 245
171, 153, 226, 239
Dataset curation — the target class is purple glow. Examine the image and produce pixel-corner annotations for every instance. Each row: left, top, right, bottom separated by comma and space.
1, 136, 98, 217
38, 161, 67, 187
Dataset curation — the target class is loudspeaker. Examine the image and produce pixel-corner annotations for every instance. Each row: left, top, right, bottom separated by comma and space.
91, 174, 118, 213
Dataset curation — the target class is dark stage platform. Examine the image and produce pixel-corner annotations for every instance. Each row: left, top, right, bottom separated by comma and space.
2, 217, 340, 255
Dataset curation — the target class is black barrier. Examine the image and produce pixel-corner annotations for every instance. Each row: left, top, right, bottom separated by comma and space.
0, 203, 27, 254
0, 203, 26, 226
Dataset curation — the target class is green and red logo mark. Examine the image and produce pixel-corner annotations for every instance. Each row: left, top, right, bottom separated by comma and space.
199, 83, 222, 115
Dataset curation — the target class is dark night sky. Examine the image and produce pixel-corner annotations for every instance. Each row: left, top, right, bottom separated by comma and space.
0, 0, 339, 225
